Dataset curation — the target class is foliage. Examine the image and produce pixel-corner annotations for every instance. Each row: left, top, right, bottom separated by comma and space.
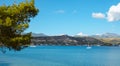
0, 0, 39, 51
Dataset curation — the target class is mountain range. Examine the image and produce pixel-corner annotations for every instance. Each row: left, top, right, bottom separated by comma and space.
31, 33, 120, 46
32, 35, 106, 46
32, 32, 120, 38
91, 33, 120, 38
32, 33, 47, 37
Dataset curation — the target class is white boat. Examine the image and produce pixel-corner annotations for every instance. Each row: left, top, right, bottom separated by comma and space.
29, 45, 36, 47
97, 45, 101, 46
86, 42, 92, 49
86, 46, 92, 49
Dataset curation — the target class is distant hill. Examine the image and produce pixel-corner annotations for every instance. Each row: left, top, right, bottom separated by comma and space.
31, 35, 106, 46
32, 33, 47, 37
91, 33, 120, 45
30, 33, 120, 46
91, 33, 120, 38
99, 38, 120, 45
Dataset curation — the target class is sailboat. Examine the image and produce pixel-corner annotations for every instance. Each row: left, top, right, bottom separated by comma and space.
30, 45, 36, 47
86, 41, 92, 49
29, 43, 36, 47
86, 45, 92, 49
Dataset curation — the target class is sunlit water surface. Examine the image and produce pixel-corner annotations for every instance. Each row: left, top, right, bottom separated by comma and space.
0, 46, 120, 66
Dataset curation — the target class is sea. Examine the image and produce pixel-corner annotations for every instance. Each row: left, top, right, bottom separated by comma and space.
0, 46, 120, 66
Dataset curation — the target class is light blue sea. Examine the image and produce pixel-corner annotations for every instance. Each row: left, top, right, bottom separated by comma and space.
0, 46, 120, 66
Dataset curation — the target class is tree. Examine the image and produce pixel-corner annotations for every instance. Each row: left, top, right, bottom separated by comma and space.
0, 0, 39, 51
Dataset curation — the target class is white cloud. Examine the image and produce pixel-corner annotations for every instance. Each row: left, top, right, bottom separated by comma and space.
92, 3, 120, 22
76, 32, 88, 36
55, 10, 65, 14
107, 3, 120, 22
92, 12, 105, 19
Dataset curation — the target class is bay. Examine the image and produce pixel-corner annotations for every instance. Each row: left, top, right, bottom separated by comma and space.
0, 46, 120, 66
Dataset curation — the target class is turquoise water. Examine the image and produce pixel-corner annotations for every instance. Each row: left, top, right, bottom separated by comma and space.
0, 46, 120, 66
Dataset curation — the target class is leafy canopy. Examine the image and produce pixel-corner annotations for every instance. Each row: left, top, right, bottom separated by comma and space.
0, 0, 39, 51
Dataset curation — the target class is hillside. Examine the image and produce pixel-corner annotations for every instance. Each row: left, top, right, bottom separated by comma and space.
31, 35, 106, 46
91, 33, 120, 46
98, 38, 120, 45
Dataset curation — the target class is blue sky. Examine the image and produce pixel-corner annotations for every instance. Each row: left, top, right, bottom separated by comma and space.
1, 0, 120, 36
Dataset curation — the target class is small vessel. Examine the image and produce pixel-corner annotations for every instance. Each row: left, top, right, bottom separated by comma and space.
86, 41, 92, 49
86, 45, 92, 49
29, 45, 36, 47
97, 45, 101, 46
